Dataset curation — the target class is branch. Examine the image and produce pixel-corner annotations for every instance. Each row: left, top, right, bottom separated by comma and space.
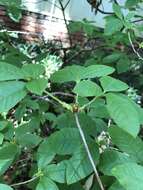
96, 8, 113, 15
64, 0, 71, 9
74, 113, 105, 190
58, 0, 72, 46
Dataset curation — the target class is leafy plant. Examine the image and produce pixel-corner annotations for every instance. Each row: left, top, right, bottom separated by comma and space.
0, 0, 143, 190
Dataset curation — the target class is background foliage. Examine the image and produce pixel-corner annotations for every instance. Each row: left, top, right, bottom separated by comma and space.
0, 0, 143, 190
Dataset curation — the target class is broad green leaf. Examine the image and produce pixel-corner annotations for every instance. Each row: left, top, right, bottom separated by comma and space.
16, 133, 42, 148
105, 17, 123, 35
39, 128, 81, 156
109, 182, 125, 190
0, 81, 27, 112
0, 133, 4, 145
102, 53, 122, 64
100, 76, 128, 92
0, 144, 19, 175
113, 3, 123, 19
83, 65, 115, 78
125, 0, 140, 8
44, 162, 66, 183
56, 112, 97, 137
0, 62, 23, 81
26, 78, 48, 95
66, 142, 99, 184
109, 127, 143, 163
0, 184, 13, 190
0, 121, 9, 131
51, 65, 115, 83
22, 64, 45, 79
88, 99, 109, 119
51, 65, 84, 83
117, 57, 131, 73
112, 163, 143, 190
36, 177, 59, 190
37, 128, 82, 169
73, 80, 102, 97
99, 149, 134, 175
106, 93, 140, 137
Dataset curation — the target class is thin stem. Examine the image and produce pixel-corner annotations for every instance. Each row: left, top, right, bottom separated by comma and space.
52, 92, 75, 98
128, 32, 143, 61
44, 91, 72, 111
11, 176, 39, 187
74, 113, 105, 190
80, 95, 103, 111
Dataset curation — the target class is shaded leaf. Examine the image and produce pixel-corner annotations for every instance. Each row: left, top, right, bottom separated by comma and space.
0, 81, 26, 112
109, 127, 143, 163
106, 93, 140, 137
0, 62, 23, 81
99, 149, 134, 175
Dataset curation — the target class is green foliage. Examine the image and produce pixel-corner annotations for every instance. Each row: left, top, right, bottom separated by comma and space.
0, 0, 143, 190
0, 0, 22, 22
106, 93, 140, 137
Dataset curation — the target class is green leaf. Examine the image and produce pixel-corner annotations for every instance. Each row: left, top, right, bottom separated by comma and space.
0, 133, 4, 145
99, 149, 134, 175
102, 53, 122, 64
106, 93, 140, 137
0, 81, 27, 112
109, 182, 125, 190
113, 3, 123, 19
51, 65, 84, 83
36, 177, 59, 190
51, 65, 115, 83
125, 0, 140, 8
0, 0, 21, 8
0, 144, 19, 175
112, 163, 143, 190
73, 80, 102, 97
7, 6, 22, 22
0, 184, 13, 190
82, 65, 115, 79
26, 78, 48, 95
56, 112, 97, 137
66, 142, 99, 184
100, 76, 128, 92
39, 128, 81, 155
109, 127, 143, 163
105, 17, 123, 35
0, 121, 9, 131
37, 128, 82, 169
22, 64, 45, 79
88, 99, 109, 119
16, 133, 42, 148
44, 162, 66, 183
0, 62, 23, 81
